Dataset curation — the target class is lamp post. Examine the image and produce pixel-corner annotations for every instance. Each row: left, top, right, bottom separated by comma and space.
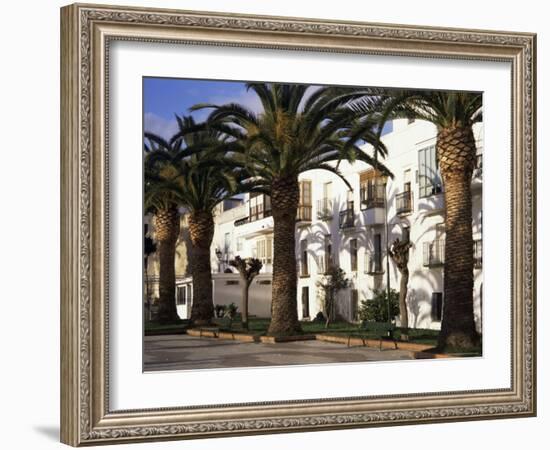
215, 248, 223, 273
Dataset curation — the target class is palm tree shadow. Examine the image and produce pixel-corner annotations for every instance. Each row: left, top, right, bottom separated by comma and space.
33, 425, 59, 441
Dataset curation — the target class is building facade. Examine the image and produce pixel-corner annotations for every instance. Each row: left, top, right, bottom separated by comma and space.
143, 212, 192, 319
174, 118, 483, 331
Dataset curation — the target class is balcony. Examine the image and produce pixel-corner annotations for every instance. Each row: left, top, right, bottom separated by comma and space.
234, 216, 249, 227
296, 204, 312, 225
396, 190, 413, 215
423, 239, 445, 267
474, 239, 482, 268
234, 206, 271, 227
360, 184, 385, 210
339, 208, 355, 229
316, 198, 333, 220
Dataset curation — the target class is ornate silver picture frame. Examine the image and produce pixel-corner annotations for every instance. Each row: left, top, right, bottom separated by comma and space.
60, 3, 536, 446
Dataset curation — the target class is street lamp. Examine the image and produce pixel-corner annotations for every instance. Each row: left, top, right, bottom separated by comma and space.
215, 248, 223, 273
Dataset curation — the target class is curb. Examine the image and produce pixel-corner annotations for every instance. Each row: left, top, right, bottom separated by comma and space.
185, 328, 451, 357
315, 334, 434, 352
259, 334, 316, 344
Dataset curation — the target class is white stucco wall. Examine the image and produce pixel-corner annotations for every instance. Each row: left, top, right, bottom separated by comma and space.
183, 118, 484, 331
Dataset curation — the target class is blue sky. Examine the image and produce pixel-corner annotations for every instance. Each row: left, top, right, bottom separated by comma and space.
143, 77, 391, 139
143, 78, 263, 139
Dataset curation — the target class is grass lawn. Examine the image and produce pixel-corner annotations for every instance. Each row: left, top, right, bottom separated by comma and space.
144, 319, 190, 335
217, 318, 441, 346
146, 317, 480, 356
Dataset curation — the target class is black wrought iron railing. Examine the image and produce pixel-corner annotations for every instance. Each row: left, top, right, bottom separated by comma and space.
235, 206, 272, 226
423, 239, 445, 267
234, 216, 249, 227
396, 190, 413, 214
360, 184, 385, 209
339, 208, 355, 229
316, 198, 333, 220
365, 253, 383, 274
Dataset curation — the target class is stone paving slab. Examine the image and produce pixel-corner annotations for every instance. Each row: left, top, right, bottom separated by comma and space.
144, 334, 414, 371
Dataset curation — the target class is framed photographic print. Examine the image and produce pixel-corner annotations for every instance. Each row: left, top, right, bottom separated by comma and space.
60, 2, 537, 446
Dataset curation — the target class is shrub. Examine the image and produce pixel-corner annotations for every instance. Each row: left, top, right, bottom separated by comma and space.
358, 289, 399, 323
312, 311, 326, 323
214, 304, 226, 318
224, 302, 239, 319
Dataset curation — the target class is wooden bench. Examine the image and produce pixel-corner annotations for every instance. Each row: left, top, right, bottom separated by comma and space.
347, 321, 398, 351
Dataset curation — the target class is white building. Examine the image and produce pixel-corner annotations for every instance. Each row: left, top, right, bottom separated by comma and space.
175, 118, 483, 331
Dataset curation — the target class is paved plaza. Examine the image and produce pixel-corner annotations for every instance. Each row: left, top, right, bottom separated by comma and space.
144, 334, 414, 371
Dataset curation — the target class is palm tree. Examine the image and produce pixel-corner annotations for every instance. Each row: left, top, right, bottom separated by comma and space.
145, 116, 252, 325
347, 91, 482, 349
192, 83, 388, 336
144, 143, 183, 324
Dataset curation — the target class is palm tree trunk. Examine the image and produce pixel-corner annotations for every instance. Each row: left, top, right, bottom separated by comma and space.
437, 125, 479, 350
399, 267, 409, 340
241, 282, 250, 330
267, 177, 302, 336
155, 207, 180, 324
188, 210, 215, 325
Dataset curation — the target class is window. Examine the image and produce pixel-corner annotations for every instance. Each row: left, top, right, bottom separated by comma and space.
366, 233, 383, 274
360, 170, 385, 209
418, 145, 442, 198
300, 239, 309, 276
346, 190, 354, 210
176, 286, 187, 305
317, 182, 333, 219
236, 237, 244, 252
404, 167, 412, 185
350, 238, 358, 272
224, 232, 231, 257
323, 181, 332, 200
403, 226, 410, 243
301, 286, 310, 318
324, 234, 333, 273
255, 235, 273, 270
299, 180, 312, 206
350, 289, 359, 321
373, 233, 382, 272
431, 292, 443, 321
249, 193, 271, 221
298, 180, 312, 221
266, 236, 273, 265
256, 238, 265, 261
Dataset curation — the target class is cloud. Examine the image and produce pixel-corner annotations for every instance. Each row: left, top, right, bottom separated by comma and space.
143, 112, 179, 140
207, 88, 263, 115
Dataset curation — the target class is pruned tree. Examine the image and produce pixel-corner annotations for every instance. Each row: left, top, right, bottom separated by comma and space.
388, 237, 413, 340
317, 266, 350, 328
229, 256, 263, 330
